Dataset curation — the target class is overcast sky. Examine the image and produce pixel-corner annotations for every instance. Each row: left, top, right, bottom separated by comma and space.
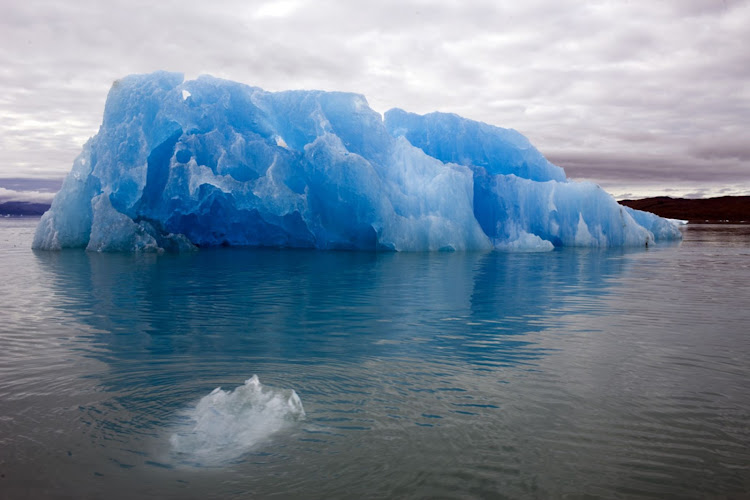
1, 0, 748, 203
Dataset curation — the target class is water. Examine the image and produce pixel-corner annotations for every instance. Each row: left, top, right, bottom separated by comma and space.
1, 218, 749, 499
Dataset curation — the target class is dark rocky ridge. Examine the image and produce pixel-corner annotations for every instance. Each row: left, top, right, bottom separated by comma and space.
619, 196, 750, 223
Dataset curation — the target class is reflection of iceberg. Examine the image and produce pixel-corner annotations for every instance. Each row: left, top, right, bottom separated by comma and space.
34, 247, 636, 374
33, 72, 680, 252
170, 375, 304, 465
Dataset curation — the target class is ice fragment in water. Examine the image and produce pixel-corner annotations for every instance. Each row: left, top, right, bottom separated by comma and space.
170, 375, 304, 465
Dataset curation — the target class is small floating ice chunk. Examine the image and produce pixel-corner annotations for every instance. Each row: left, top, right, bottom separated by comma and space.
667, 218, 689, 226
170, 375, 304, 465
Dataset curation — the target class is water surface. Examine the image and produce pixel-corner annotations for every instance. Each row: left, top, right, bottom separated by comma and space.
1, 219, 749, 498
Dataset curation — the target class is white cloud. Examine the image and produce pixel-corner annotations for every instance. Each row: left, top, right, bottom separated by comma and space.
252, 0, 306, 19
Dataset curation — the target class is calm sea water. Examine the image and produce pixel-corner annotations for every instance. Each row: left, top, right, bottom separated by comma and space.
1, 217, 749, 499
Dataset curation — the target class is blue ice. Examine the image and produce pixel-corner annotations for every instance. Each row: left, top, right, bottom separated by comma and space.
32, 72, 681, 252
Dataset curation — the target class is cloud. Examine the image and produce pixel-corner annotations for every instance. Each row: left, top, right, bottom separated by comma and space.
0, 186, 56, 204
0, 178, 62, 192
0, 0, 748, 199
548, 150, 750, 184
689, 138, 750, 162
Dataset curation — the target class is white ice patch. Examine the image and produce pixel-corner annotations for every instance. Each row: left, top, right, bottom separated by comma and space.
170, 375, 304, 465
667, 218, 688, 226
274, 135, 289, 149
574, 213, 595, 246
182, 89, 191, 100
495, 229, 554, 252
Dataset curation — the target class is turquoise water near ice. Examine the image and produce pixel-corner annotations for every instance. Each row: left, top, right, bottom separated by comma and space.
1, 218, 749, 498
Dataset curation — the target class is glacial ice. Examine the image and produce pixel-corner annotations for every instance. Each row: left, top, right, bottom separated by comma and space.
170, 375, 304, 465
32, 71, 681, 252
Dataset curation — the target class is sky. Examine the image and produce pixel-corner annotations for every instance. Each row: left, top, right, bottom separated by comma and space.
1, 0, 748, 203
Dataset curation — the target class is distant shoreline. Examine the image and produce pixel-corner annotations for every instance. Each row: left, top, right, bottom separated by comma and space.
3, 197, 749, 224
619, 196, 750, 224
0, 201, 51, 217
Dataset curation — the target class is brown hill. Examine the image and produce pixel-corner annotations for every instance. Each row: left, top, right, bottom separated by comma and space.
619, 196, 750, 223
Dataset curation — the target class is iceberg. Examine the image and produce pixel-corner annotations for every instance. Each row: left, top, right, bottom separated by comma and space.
33, 71, 681, 252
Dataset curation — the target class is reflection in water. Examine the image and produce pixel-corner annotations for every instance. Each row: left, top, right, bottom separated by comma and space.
33, 247, 632, 380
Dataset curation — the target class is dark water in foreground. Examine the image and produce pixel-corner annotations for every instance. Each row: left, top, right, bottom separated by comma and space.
1, 218, 749, 499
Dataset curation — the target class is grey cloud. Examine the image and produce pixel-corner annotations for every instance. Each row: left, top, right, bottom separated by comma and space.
548, 150, 750, 184
690, 139, 750, 162
0, 178, 62, 192
0, 186, 56, 204
1, 0, 748, 200
665, 0, 743, 17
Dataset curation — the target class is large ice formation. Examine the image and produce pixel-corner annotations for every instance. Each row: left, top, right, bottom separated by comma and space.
33, 72, 681, 252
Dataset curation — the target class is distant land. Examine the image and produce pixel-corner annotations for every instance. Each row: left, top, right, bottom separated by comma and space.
0, 201, 51, 216
2, 197, 749, 224
619, 196, 750, 224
